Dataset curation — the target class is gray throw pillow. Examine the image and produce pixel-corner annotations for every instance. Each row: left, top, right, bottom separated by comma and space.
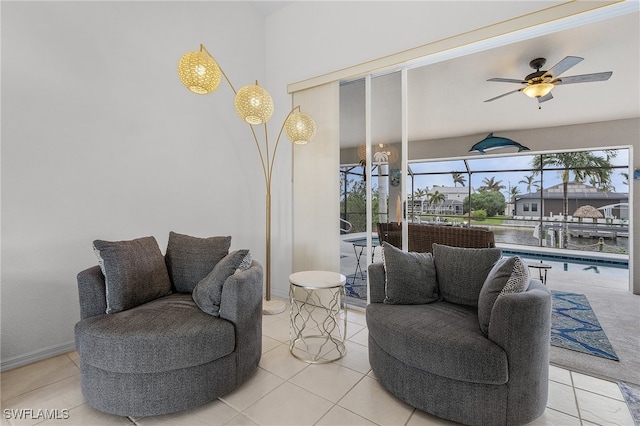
165, 231, 231, 293
93, 236, 172, 314
432, 244, 502, 307
381, 242, 439, 305
478, 256, 531, 335
192, 249, 250, 316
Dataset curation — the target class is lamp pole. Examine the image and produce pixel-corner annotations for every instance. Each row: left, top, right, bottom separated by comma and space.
178, 45, 316, 314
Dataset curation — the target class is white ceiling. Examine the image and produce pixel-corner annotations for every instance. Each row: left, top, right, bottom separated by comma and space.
340, 8, 640, 147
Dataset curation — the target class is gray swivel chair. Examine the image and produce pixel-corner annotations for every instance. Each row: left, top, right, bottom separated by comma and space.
74, 234, 263, 417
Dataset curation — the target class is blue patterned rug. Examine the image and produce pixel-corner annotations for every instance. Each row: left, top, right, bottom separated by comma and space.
345, 272, 367, 300
619, 382, 640, 425
551, 291, 619, 361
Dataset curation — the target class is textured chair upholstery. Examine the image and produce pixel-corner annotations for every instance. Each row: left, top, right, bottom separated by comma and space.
75, 260, 263, 417
366, 260, 551, 426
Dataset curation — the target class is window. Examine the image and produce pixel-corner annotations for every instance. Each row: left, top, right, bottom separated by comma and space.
345, 148, 628, 252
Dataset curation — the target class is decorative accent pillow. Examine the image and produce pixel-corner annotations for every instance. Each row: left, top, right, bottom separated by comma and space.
165, 231, 231, 293
432, 244, 502, 307
478, 256, 531, 335
236, 251, 252, 273
192, 249, 250, 316
381, 242, 439, 305
93, 236, 172, 314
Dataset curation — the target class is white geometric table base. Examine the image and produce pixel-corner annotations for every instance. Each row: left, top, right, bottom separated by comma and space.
288, 271, 347, 364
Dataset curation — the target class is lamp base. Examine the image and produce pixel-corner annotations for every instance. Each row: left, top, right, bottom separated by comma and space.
263, 298, 286, 315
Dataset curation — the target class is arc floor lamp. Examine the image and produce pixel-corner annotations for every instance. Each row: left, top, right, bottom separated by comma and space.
178, 44, 317, 314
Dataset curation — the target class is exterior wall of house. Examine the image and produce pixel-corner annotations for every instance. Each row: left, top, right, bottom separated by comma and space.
515, 199, 544, 217
514, 197, 627, 218
435, 186, 470, 201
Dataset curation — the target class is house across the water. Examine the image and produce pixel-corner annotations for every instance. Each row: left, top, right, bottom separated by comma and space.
514, 182, 629, 220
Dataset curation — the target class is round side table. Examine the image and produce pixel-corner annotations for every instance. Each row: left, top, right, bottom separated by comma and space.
289, 271, 347, 363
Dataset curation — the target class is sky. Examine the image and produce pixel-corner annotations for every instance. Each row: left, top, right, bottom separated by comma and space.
407, 148, 630, 197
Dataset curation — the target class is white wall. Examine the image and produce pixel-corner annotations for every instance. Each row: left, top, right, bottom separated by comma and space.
1, 2, 267, 367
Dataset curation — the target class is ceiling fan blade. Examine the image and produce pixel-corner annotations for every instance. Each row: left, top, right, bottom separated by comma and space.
543, 56, 583, 78
554, 71, 613, 85
538, 92, 553, 103
484, 88, 522, 102
487, 77, 527, 84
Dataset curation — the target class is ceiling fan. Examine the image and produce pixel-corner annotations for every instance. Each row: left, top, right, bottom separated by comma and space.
484, 56, 612, 106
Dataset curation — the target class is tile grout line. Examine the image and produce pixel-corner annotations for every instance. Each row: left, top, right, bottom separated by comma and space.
0, 371, 81, 405
312, 369, 371, 426
569, 371, 586, 425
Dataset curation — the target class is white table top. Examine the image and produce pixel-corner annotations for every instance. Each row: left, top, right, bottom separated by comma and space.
289, 271, 346, 289
526, 262, 552, 269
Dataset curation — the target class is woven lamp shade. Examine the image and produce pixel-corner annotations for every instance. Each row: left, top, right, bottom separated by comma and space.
178, 51, 221, 95
234, 83, 274, 125
285, 112, 316, 145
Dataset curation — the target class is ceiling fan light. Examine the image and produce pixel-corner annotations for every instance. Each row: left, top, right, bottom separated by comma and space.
522, 83, 554, 98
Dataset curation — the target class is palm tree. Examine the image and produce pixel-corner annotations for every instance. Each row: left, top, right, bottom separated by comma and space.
429, 190, 446, 204
621, 172, 629, 186
413, 187, 428, 199
451, 172, 466, 187
509, 186, 520, 202
478, 177, 505, 192
518, 175, 540, 194
532, 150, 617, 248
428, 190, 446, 214
588, 176, 615, 192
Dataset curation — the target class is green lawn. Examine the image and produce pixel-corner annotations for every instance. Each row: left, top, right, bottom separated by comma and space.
470, 216, 506, 226
412, 214, 507, 226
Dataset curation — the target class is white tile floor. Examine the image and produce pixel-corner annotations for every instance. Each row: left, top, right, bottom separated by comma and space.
1, 304, 635, 426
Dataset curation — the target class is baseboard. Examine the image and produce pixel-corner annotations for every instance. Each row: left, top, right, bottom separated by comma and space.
271, 288, 289, 300
1, 341, 77, 372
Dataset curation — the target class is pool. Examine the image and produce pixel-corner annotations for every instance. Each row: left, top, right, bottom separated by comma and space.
498, 245, 629, 278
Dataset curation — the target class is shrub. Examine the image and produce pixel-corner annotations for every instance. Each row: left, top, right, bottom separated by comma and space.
463, 191, 506, 217
472, 209, 487, 221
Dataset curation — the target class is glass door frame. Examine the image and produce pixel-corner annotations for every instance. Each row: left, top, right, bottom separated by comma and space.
362, 70, 410, 304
